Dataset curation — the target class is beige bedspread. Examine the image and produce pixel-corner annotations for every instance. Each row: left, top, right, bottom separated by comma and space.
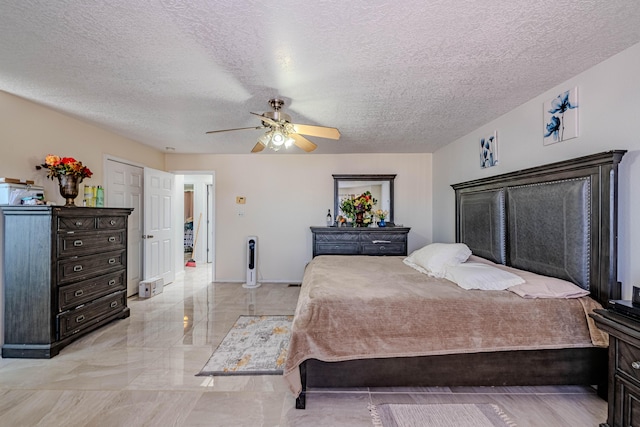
283, 255, 606, 396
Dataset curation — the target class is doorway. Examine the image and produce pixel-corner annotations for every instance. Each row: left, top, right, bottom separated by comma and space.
181, 174, 215, 276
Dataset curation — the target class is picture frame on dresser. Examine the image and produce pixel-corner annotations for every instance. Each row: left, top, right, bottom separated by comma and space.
1, 206, 133, 358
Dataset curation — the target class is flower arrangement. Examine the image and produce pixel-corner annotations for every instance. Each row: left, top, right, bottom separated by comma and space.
374, 209, 388, 220
36, 154, 93, 180
339, 191, 377, 225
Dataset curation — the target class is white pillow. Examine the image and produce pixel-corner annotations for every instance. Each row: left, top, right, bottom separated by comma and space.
444, 262, 525, 290
403, 243, 472, 278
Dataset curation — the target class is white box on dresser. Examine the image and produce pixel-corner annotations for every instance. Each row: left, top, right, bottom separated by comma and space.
0, 183, 44, 204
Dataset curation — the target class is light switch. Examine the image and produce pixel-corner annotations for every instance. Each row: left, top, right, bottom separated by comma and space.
236, 196, 246, 204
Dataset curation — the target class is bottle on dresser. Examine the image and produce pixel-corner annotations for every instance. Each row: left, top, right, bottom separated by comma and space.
96, 186, 104, 207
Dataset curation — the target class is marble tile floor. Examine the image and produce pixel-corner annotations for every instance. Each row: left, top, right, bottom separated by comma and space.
0, 265, 607, 426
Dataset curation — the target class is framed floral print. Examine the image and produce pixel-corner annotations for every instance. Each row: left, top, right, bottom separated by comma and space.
480, 131, 498, 168
543, 87, 579, 145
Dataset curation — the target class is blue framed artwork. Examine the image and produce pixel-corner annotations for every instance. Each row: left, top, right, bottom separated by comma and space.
543, 87, 579, 145
480, 131, 498, 168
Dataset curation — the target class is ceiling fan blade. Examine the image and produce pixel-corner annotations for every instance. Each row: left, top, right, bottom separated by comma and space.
206, 125, 265, 134
250, 112, 278, 127
291, 124, 340, 140
251, 141, 266, 153
290, 134, 317, 152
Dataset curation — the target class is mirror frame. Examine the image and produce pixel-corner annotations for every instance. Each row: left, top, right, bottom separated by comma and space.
333, 174, 396, 225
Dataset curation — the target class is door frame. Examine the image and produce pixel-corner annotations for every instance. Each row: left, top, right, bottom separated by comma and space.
172, 170, 216, 280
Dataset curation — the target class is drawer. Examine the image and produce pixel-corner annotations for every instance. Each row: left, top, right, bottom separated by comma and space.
361, 242, 406, 255
57, 250, 126, 284
315, 243, 359, 255
97, 216, 126, 230
58, 216, 95, 231
315, 232, 359, 242
57, 291, 126, 339
359, 232, 407, 243
614, 374, 640, 427
58, 270, 126, 311
57, 230, 126, 257
617, 340, 640, 383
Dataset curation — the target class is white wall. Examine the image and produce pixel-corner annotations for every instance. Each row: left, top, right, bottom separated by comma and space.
432, 41, 640, 298
166, 153, 432, 283
0, 90, 165, 203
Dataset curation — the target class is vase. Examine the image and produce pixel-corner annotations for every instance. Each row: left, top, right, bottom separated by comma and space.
58, 174, 82, 206
355, 211, 364, 227
379, 218, 386, 227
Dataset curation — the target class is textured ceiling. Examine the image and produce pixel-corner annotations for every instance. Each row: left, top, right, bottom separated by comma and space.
1, 1, 639, 154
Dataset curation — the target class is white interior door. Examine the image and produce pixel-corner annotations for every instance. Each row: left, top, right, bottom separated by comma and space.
105, 159, 143, 296
143, 167, 175, 284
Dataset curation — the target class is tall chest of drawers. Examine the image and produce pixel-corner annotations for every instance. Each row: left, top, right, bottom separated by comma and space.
1, 206, 133, 358
310, 226, 411, 257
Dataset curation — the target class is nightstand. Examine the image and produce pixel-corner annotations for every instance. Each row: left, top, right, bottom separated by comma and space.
590, 308, 640, 427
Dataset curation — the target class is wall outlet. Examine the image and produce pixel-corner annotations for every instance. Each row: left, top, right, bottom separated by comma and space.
236, 196, 246, 204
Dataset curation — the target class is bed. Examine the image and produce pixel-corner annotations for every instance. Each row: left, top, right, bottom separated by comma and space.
285, 150, 626, 409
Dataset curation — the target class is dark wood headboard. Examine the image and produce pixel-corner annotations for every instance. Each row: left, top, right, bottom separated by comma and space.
451, 150, 626, 307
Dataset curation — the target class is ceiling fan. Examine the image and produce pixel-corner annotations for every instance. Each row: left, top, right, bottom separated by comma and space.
205, 98, 340, 153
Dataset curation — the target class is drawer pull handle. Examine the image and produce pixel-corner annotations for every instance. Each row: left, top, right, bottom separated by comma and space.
74, 290, 84, 297
372, 240, 391, 244
110, 301, 118, 308
76, 315, 85, 323
75, 221, 83, 226
108, 258, 116, 265
108, 236, 116, 243
379, 246, 386, 250
73, 240, 83, 247
73, 265, 83, 272
108, 279, 116, 286
110, 220, 116, 226
632, 361, 640, 370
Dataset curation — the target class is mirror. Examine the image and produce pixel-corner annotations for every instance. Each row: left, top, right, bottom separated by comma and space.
333, 174, 396, 225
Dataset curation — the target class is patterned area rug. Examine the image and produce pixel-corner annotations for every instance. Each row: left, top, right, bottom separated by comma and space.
197, 315, 293, 376
370, 403, 517, 427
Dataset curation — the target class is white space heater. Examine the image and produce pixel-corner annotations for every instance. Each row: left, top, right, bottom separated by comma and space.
243, 235, 261, 289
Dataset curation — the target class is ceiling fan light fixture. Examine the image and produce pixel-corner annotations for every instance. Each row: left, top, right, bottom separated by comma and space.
271, 130, 286, 146
257, 127, 295, 152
